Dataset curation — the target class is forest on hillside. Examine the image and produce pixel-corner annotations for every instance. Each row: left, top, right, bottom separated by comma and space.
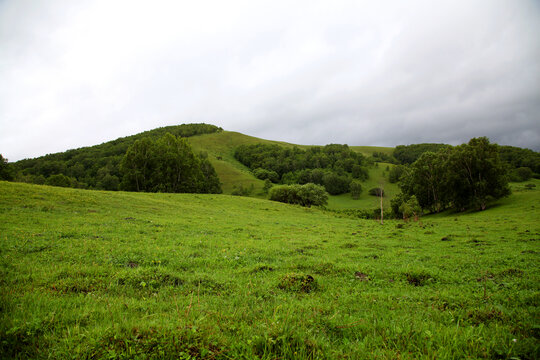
234, 143, 369, 195
5, 124, 222, 192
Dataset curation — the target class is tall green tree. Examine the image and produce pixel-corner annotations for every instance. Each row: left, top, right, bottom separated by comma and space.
0, 154, 14, 181
400, 151, 450, 212
120, 137, 155, 192
447, 137, 510, 210
120, 133, 221, 194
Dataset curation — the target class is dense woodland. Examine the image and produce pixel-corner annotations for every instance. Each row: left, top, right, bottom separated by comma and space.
391, 137, 512, 217
391, 142, 540, 181
234, 143, 369, 195
6, 124, 222, 192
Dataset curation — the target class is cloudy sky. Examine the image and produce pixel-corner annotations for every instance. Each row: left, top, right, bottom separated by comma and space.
1, 0, 539, 161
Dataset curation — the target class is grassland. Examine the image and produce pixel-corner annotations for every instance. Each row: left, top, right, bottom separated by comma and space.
0, 180, 539, 359
187, 131, 395, 198
326, 163, 399, 211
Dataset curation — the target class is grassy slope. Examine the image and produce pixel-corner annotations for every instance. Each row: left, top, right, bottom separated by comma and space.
188, 131, 395, 199
0, 180, 538, 359
188, 131, 297, 195
350, 145, 395, 157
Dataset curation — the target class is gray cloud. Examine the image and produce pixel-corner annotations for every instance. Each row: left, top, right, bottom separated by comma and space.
1, 0, 539, 161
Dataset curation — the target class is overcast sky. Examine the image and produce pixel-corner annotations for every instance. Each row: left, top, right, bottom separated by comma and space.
1, 0, 539, 161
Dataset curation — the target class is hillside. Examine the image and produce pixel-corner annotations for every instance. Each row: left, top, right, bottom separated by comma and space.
187, 131, 299, 194
10, 124, 395, 202
0, 180, 538, 359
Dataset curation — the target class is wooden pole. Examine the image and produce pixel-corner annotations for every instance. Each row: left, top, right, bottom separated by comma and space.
380, 185, 383, 225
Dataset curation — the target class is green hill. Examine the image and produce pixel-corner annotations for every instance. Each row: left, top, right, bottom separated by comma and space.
10, 124, 396, 205
0, 180, 538, 358
187, 131, 298, 194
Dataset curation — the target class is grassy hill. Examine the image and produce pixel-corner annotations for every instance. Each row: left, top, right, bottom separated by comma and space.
0, 180, 538, 359
12, 124, 396, 203
187, 131, 298, 195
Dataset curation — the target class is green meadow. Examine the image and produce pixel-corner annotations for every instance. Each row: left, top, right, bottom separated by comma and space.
0, 180, 539, 359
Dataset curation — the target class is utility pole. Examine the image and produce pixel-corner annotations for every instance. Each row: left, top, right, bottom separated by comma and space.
380, 184, 384, 225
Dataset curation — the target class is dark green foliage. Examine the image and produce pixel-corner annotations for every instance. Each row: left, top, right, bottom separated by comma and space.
399, 137, 510, 212
388, 165, 405, 183
399, 151, 450, 212
120, 133, 221, 194
393, 143, 452, 164
498, 145, 540, 173
262, 179, 273, 194
253, 168, 279, 183
447, 137, 510, 210
45, 174, 78, 188
370, 151, 397, 164
12, 123, 221, 190
390, 192, 410, 219
349, 180, 363, 200
0, 154, 14, 180
399, 195, 421, 220
322, 173, 350, 195
234, 143, 368, 195
269, 183, 328, 207
509, 167, 533, 182
368, 187, 384, 197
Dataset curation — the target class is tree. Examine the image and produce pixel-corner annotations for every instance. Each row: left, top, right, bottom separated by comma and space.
447, 137, 510, 210
323, 173, 351, 195
0, 154, 14, 181
350, 180, 363, 200
399, 151, 450, 213
46, 174, 76, 188
120, 137, 155, 191
388, 165, 405, 183
120, 133, 221, 194
399, 195, 422, 221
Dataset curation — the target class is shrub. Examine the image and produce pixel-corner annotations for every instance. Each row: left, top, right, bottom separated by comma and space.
388, 165, 405, 183
323, 173, 351, 195
45, 174, 77, 188
253, 168, 279, 183
269, 183, 328, 207
350, 180, 363, 199
368, 187, 384, 197
509, 167, 533, 182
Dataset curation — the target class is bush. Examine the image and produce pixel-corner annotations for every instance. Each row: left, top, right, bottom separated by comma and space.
253, 168, 279, 183
45, 174, 77, 188
269, 183, 328, 207
323, 173, 351, 195
388, 165, 405, 183
231, 184, 254, 196
509, 167, 533, 182
350, 180, 363, 200
368, 187, 384, 197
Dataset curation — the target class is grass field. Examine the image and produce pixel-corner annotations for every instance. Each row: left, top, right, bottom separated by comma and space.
326, 163, 399, 211
0, 180, 539, 359
187, 131, 395, 197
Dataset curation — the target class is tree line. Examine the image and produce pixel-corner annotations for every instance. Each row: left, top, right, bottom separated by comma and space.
391, 142, 539, 181
5, 124, 222, 192
391, 137, 511, 217
2, 124, 223, 192
234, 143, 369, 195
